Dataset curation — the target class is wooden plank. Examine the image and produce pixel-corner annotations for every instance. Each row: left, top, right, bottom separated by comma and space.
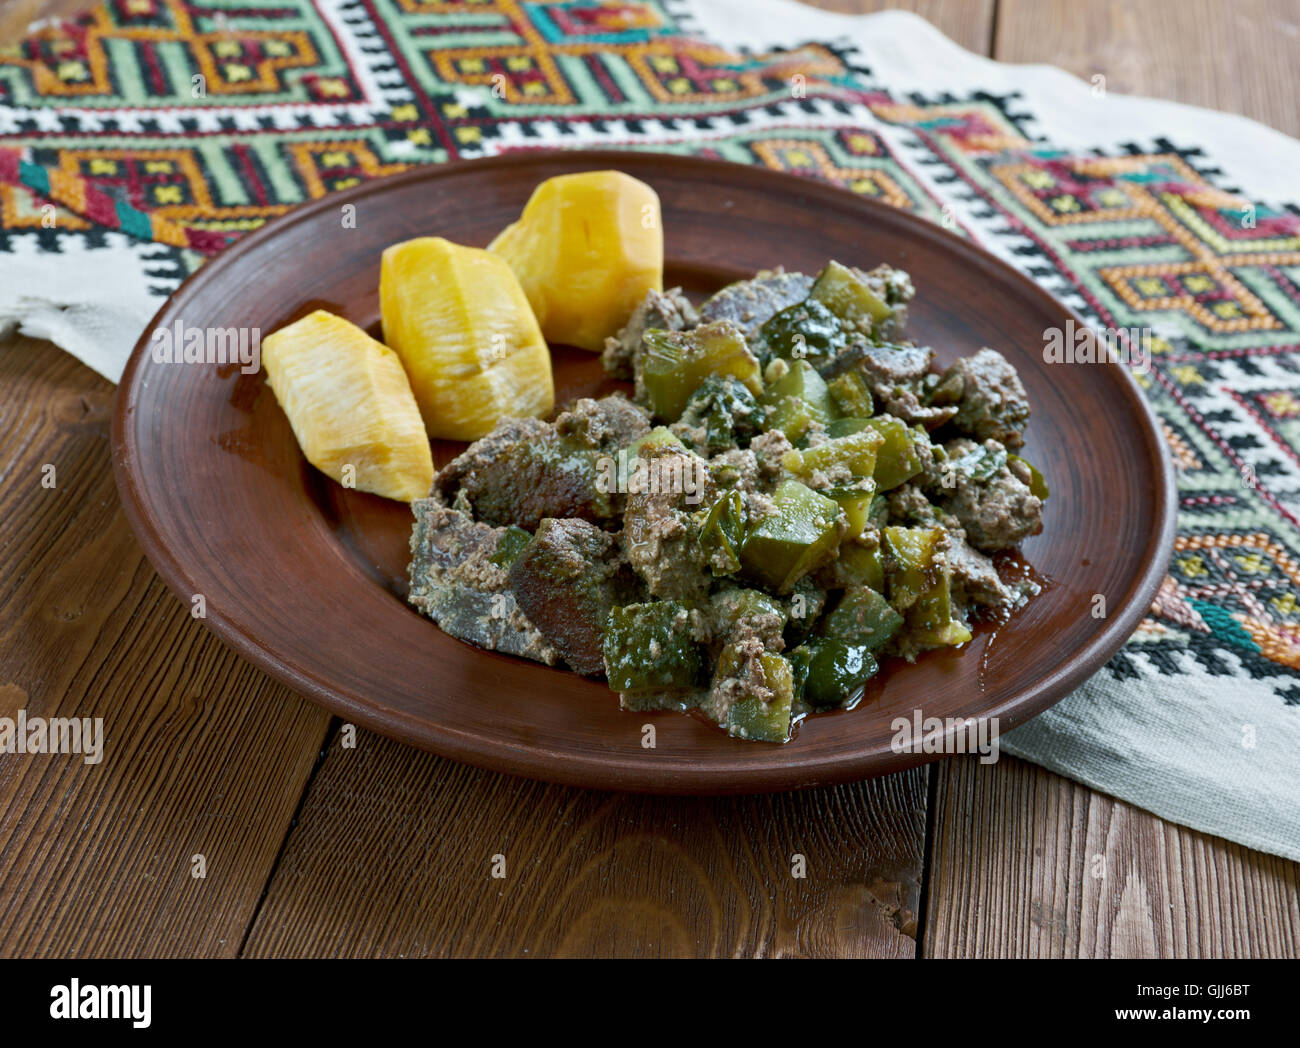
995, 0, 1300, 137
801, 0, 995, 56
924, 756, 1300, 957
0, 0, 93, 42
242, 729, 928, 958
916, 0, 1300, 960
0, 334, 333, 957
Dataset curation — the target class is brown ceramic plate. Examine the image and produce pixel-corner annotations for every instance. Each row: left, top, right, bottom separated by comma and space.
112, 150, 1174, 793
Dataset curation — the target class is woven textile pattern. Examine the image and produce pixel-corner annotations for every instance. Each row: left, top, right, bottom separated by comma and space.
4, 0, 1300, 714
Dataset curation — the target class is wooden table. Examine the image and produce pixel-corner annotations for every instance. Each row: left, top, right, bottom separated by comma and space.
2, 0, 1298, 959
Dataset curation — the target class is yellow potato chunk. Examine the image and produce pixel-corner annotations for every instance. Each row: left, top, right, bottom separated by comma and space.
262, 309, 434, 503
488, 170, 663, 351
380, 236, 554, 440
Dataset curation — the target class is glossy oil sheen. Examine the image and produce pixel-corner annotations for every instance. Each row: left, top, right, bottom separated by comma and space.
112, 151, 1175, 794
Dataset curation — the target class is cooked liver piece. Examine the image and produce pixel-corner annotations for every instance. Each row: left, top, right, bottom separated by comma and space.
434, 415, 613, 531
554, 393, 651, 452
408, 502, 558, 665
508, 517, 641, 676
602, 287, 698, 380
623, 444, 717, 601
696, 270, 814, 344
939, 347, 1031, 448
936, 438, 1043, 552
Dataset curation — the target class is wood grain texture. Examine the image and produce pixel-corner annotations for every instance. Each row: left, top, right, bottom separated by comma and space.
800, 0, 995, 55
995, 0, 1300, 138
924, 756, 1300, 957
241, 729, 927, 958
0, 333, 333, 957
0, 0, 92, 44
2, 0, 1299, 961
917, 0, 1300, 961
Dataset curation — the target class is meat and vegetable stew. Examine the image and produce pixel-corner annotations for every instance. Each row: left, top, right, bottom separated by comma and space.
408, 261, 1048, 743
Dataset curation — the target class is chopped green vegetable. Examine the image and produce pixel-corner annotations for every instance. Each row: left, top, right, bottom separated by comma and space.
825, 478, 877, 539
624, 425, 684, 461
698, 489, 746, 576
821, 586, 903, 651
868, 493, 890, 529
490, 524, 533, 569
831, 539, 886, 591
868, 418, 926, 491
717, 647, 796, 742
782, 576, 827, 646
783, 427, 885, 481
826, 417, 870, 439
882, 525, 943, 611
1009, 453, 1050, 500
641, 321, 763, 421
759, 297, 847, 368
603, 602, 703, 693
762, 359, 834, 439
792, 637, 880, 709
826, 369, 874, 418
925, 368, 963, 406
830, 417, 925, 490
740, 480, 844, 593
882, 526, 970, 648
710, 588, 787, 646
809, 260, 894, 329
679, 375, 764, 454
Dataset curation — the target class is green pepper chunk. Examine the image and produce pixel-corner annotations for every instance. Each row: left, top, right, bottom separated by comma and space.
867, 493, 890, 529
947, 441, 1007, 482
759, 297, 847, 368
830, 539, 886, 591
783, 427, 884, 481
715, 646, 796, 742
603, 602, 702, 693
826, 370, 874, 418
828, 417, 924, 491
906, 562, 971, 646
489, 524, 533, 569
792, 637, 879, 710
678, 375, 764, 455
698, 489, 746, 576
624, 425, 684, 460
640, 321, 763, 422
787, 645, 812, 701
740, 480, 844, 593
809, 260, 894, 330
824, 478, 877, 540
870, 419, 926, 491
762, 359, 834, 440
882, 527, 971, 648
826, 417, 869, 439
764, 399, 818, 443
782, 576, 826, 647
709, 588, 787, 648
925, 368, 963, 406
882, 525, 942, 611
910, 617, 972, 648
821, 586, 903, 652
1009, 453, 1050, 500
